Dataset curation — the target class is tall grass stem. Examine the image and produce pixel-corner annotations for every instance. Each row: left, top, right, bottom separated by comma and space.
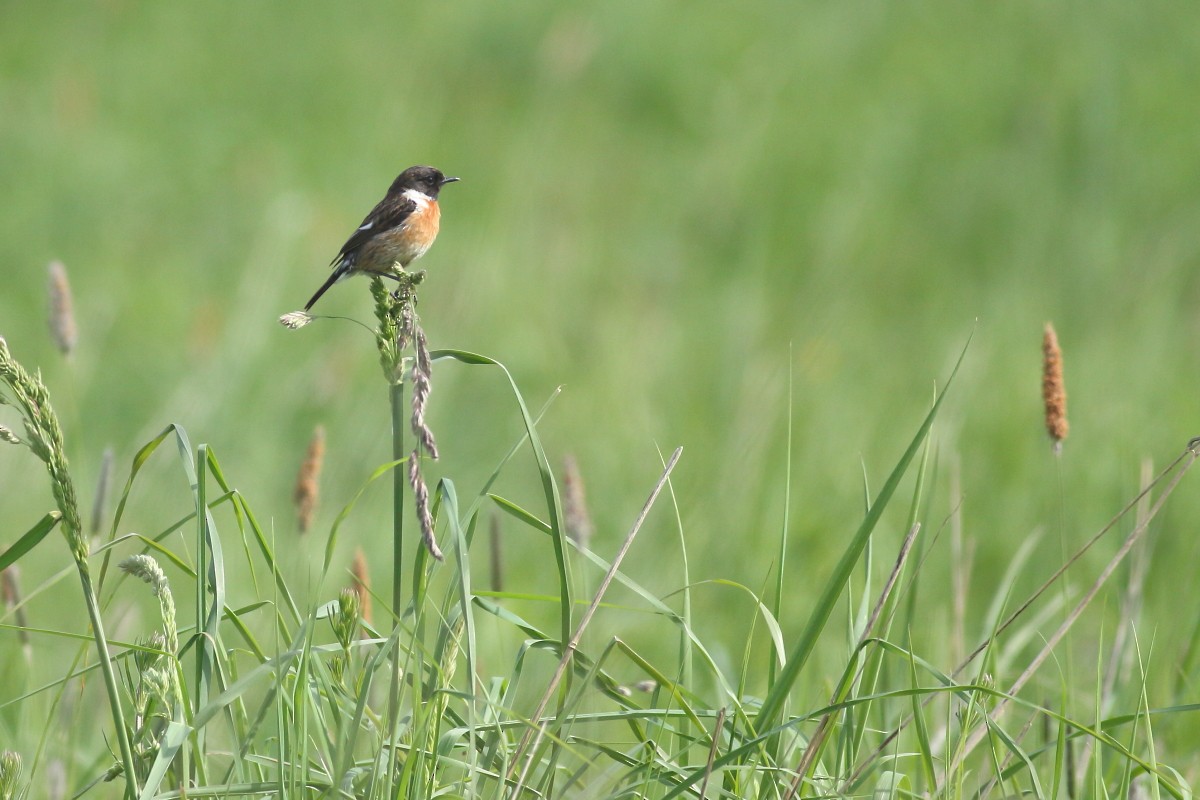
0, 339, 137, 798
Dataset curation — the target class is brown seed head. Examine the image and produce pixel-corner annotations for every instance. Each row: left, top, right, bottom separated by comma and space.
409, 450, 444, 560
1, 565, 23, 609
410, 323, 439, 460
294, 425, 326, 534
1, 565, 29, 653
350, 547, 372, 625
563, 454, 593, 548
1042, 323, 1068, 451
47, 261, 77, 356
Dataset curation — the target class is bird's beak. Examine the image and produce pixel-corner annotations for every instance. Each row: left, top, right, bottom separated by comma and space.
441, 176, 461, 185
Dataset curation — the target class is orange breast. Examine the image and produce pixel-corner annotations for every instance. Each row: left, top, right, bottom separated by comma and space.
358, 201, 441, 273
405, 200, 441, 255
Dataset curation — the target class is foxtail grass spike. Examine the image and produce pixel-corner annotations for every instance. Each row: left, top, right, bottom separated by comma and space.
0, 337, 138, 796
119, 554, 179, 658
47, 261, 77, 357
0, 337, 86, 563
334, 587, 360, 649
294, 424, 326, 534
563, 453, 593, 549
120, 554, 182, 748
1042, 322, 1069, 452
351, 546, 372, 625
371, 276, 407, 382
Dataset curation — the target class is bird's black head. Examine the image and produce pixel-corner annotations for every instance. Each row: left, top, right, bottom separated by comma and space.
389, 165, 460, 199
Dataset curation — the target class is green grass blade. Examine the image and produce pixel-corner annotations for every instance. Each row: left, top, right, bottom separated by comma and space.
431, 349, 570, 642
0, 511, 60, 570
756, 336, 970, 733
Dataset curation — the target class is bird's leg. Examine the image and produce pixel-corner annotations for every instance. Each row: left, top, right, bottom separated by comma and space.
374, 268, 407, 301
379, 263, 427, 302
385, 264, 426, 301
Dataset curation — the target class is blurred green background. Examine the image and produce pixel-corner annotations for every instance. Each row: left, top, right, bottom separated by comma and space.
3, 2, 1200, 703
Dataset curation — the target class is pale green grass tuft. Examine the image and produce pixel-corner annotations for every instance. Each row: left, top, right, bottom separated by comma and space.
0, 750, 25, 800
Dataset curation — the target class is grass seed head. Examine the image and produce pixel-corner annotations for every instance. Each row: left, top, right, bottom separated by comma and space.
279, 311, 314, 329
47, 261, 77, 357
350, 546, 372, 624
0, 566, 19, 607
409, 450, 443, 560
120, 554, 168, 596
563, 454, 594, 549
133, 631, 168, 674
1042, 322, 1069, 451
119, 554, 179, 656
334, 587, 360, 648
0, 339, 87, 565
410, 323, 439, 460
294, 425, 326, 534
0, 425, 19, 445
0, 750, 24, 799
0, 566, 30, 653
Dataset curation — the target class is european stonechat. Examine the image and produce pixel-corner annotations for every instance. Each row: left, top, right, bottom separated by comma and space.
304, 165, 459, 311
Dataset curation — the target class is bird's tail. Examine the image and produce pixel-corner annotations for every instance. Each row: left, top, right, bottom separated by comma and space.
304, 264, 350, 311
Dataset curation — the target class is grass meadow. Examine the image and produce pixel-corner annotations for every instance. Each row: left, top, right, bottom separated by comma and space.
3, 3, 1200, 797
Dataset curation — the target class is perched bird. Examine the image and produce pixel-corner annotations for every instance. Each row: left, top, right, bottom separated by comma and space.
304, 165, 459, 311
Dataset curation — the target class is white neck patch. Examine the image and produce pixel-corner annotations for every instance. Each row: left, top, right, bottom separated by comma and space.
402, 189, 432, 208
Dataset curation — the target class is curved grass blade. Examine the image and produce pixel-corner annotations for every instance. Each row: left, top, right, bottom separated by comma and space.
431, 349, 571, 641
0, 511, 60, 570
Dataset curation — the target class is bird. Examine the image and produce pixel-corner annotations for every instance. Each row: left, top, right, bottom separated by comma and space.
304, 165, 459, 311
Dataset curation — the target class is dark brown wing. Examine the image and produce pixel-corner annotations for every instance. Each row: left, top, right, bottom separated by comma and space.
331, 193, 418, 267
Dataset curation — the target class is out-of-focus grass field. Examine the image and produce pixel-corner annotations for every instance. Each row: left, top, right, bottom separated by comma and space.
3, 2, 1200, 705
